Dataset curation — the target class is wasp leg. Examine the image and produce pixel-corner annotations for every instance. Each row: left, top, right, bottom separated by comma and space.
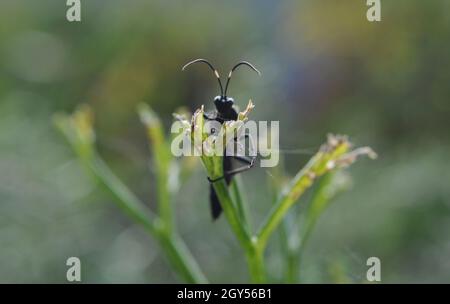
224, 155, 256, 176
207, 155, 256, 183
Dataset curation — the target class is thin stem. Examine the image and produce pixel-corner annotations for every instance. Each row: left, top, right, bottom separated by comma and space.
279, 216, 297, 283
155, 146, 173, 233
231, 176, 251, 233
139, 104, 174, 233
300, 173, 336, 251
285, 249, 299, 283
211, 180, 252, 250
282, 173, 333, 283
245, 241, 266, 283
213, 180, 267, 282
268, 168, 295, 282
86, 156, 159, 234
294, 172, 345, 282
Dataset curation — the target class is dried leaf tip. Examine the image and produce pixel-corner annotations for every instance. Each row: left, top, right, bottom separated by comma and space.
238, 99, 255, 121
336, 147, 378, 167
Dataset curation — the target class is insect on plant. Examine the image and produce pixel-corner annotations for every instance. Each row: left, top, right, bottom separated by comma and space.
56, 58, 376, 283
182, 59, 261, 219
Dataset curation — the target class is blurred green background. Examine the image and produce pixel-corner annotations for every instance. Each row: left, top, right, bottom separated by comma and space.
1, 0, 449, 283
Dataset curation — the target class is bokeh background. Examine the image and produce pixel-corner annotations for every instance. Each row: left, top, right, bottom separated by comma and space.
1, 0, 449, 283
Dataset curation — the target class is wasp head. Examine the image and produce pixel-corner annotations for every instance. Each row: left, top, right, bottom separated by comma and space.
214, 95, 234, 112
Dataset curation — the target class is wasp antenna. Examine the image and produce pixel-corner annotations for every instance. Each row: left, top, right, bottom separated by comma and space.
224, 61, 261, 96
182, 59, 224, 96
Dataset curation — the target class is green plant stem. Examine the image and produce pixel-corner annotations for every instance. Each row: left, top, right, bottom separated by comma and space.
285, 249, 299, 283
278, 217, 298, 283
211, 178, 266, 282
149, 137, 172, 234
245, 242, 266, 283
212, 180, 252, 249
83, 154, 207, 283
88, 156, 159, 233
155, 147, 173, 233
300, 173, 335, 250
139, 104, 174, 233
282, 173, 335, 283
231, 176, 251, 233
294, 172, 343, 282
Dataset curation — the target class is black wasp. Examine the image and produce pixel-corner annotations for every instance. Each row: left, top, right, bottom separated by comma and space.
182, 58, 261, 220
